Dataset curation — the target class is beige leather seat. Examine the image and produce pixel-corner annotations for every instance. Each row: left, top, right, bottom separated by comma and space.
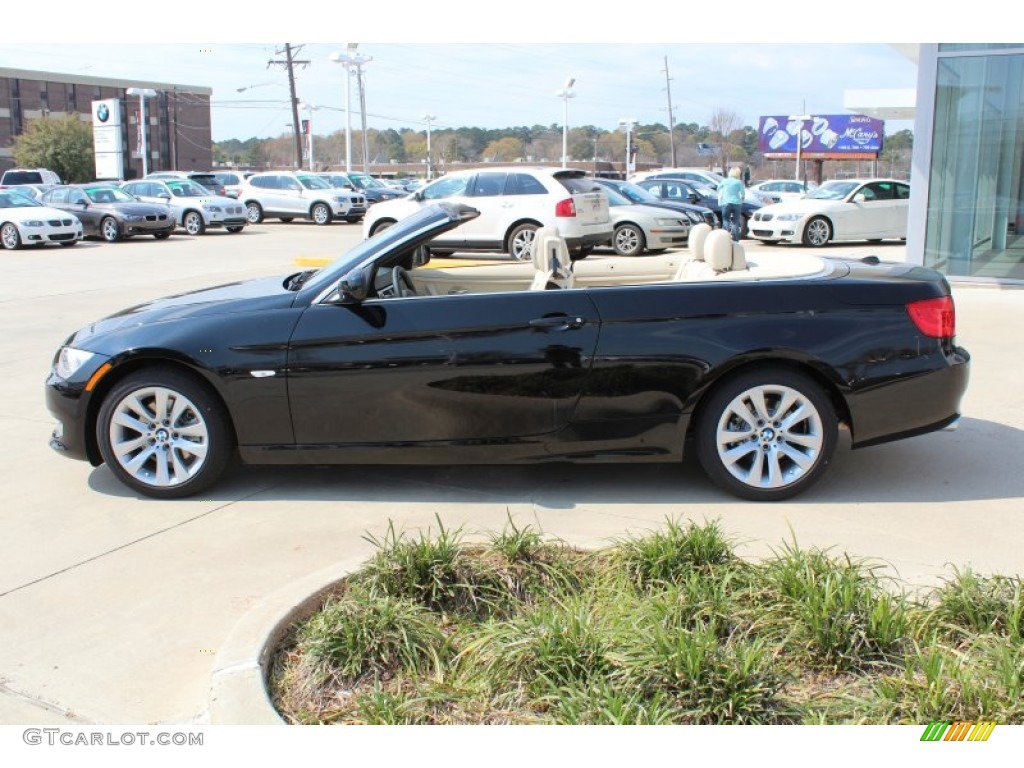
530, 226, 574, 290
672, 222, 712, 281
703, 229, 736, 274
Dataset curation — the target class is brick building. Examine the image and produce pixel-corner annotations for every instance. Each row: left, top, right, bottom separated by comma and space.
0, 67, 212, 178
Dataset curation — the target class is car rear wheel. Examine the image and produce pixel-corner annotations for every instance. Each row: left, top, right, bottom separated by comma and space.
695, 368, 838, 501
1, 222, 22, 250
226, 226, 244, 233
153, 230, 172, 240
279, 217, 294, 223
101, 217, 121, 243
370, 220, 396, 237
802, 216, 832, 247
245, 202, 264, 224
96, 368, 235, 499
183, 211, 206, 236
311, 203, 332, 225
508, 223, 539, 261
613, 223, 646, 256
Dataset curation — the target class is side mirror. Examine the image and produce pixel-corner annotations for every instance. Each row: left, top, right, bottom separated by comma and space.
158, 193, 171, 201
688, 193, 699, 204
337, 265, 370, 304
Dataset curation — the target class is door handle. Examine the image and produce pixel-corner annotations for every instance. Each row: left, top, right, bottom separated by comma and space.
529, 315, 587, 330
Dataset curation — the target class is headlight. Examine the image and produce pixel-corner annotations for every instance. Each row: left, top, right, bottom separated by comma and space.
333, 196, 352, 203
203, 205, 222, 213
124, 215, 144, 222
23, 220, 44, 227
777, 213, 803, 221
54, 347, 97, 379
686, 211, 702, 223
655, 218, 683, 226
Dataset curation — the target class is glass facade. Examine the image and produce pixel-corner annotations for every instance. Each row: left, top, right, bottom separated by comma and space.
924, 46, 1024, 279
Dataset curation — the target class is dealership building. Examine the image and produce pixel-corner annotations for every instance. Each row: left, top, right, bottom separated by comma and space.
0, 68, 212, 179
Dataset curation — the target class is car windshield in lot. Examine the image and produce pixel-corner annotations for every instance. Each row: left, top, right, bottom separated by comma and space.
297, 174, 332, 190
807, 181, 859, 200
0, 192, 42, 208
168, 181, 208, 197
84, 187, 137, 203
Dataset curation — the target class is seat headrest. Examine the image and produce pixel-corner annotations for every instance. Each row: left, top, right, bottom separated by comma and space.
688, 222, 712, 261
704, 229, 734, 272
532, 225, 571, 278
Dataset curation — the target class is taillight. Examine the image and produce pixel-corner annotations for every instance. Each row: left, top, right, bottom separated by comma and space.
907, 296, 955, 338
555, 198, 577, 217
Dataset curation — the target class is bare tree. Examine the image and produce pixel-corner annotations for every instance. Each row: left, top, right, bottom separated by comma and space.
708, 108, 744, 172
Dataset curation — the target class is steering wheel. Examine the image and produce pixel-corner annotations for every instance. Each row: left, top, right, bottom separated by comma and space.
391, 266, 417, 298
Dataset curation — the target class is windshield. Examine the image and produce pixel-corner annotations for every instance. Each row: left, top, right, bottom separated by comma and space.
351, 174, 386, 189
167, 181, 208, 197
806, 181, 858, 200
596, 184, 631, 206
298, 175, 332, 190
85, 186, 136, 203
0, 191, 42, 208
609, 182, 659, 205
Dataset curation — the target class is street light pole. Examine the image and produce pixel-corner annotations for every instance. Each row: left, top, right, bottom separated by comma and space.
330, 45, 372, 175
422, 114, 436, 180
790, 113, 811, 183
126, 87, 158, 176
555, 77, 575, 168
618, 118, 637, 178
299, 103, 318, 170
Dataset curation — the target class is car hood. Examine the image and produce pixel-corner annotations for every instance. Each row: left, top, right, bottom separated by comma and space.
611, 204, 689, 223
3, 205, 78, 221
67, 274, 297, 348
759, 198, 843, 215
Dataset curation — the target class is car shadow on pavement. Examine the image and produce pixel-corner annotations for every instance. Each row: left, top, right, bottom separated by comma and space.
84, 416, 1022, 507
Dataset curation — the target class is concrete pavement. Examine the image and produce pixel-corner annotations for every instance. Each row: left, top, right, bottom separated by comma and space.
0, 225, 1021, 724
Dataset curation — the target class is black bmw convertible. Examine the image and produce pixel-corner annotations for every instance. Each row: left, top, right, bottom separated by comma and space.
45, 204, 969, 501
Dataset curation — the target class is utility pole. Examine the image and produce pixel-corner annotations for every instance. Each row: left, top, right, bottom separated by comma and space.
356, 63, 369, 172
268, 44, 309, 169
663, 56, 677, 168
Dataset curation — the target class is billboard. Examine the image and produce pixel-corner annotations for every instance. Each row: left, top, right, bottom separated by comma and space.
758, 114, 884, 154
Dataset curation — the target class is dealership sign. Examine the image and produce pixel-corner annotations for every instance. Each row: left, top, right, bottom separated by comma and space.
92, 99, 124, 180
758, 114, 884, 154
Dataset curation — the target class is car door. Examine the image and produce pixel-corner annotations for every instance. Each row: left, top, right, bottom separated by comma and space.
277, 175, 306, 216
841, 181, 895, 239
286, 289, 601, 445
67, 188, 101, 234
457, 171, 509, 249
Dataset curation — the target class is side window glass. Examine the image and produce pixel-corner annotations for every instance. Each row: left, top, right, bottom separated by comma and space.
471, 172, 507, 198
282, 177, 300, 191
895, 183, 911, 200
51, 188, 69, 204
421, 175, 470, 201
509, 173, 547, 195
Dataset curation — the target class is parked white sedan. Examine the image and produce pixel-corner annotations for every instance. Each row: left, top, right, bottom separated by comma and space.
0, 190, 83, 249
748, 179, 910, 247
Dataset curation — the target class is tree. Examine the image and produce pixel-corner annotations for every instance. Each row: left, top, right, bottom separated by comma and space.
708, 108, 744, 172
481, 137, 524, 162
12, 116, 94, 182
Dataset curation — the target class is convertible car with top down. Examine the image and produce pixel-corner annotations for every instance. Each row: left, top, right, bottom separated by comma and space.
45, 204, 969, 502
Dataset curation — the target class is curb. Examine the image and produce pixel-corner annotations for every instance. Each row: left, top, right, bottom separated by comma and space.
208, 556, 366, 724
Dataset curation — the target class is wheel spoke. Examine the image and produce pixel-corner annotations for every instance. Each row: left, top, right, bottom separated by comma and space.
721, 440, 758, 465
154, 449, 170, 485
112, 410, 149, 434
172, 437, 207, 459
112, 434, 148, 458
783, 431, 822, 451
779, 443, 816, 471
125, 446, 157, 477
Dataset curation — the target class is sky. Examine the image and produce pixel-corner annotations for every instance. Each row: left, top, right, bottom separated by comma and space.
3, 5, 1009, 145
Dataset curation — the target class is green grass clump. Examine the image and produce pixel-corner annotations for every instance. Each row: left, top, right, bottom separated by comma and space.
271, 517, 1024, 725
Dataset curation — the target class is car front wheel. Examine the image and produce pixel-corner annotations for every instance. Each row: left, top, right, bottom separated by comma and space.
1, 222, 22, 250
613, 223, 646, 256
802, 216, 832, 247
507, 223, 539, 261
183, 211, 206, 236
695, 368, 838, 501
96, 368, 235, 499
245, 202, 264, 224
101, 217, 121, 243
311, 203, 332, 225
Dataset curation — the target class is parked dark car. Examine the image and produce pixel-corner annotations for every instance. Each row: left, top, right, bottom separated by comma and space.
591, 178, 717, 227
637, 177, 763, 237
316, 172, 406, 204
41, 185, 175, 242
45, 203, 969, 502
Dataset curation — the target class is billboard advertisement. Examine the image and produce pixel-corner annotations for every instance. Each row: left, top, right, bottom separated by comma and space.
758, 114, 884, 154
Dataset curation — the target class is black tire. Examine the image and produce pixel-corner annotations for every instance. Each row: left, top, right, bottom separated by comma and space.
571, 246, 593, 261
802, 216, 832, 247
100, 217, 121, 243
345, 217, 363, 224
153, 230, 172, 240
96, 367, 235, 499
245, 202, 264, 224
695, 367, 838, 501
370, 219, 396, 237
740, 215, 750, 240
183, 210, 206, 236
279, 217, 294, 223
507, 223, 539, 261
613, 223, 646, 256
311, 203, 332, 225
1, 222, 22, 250
226, 225, 244, 233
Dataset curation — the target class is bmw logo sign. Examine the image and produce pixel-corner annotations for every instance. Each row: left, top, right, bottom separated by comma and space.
96, 103, 110, 122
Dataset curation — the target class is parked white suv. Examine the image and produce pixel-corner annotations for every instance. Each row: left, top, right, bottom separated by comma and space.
361, 167, 612, 260
1, 168, 62, 187
240, 172, 366, 225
